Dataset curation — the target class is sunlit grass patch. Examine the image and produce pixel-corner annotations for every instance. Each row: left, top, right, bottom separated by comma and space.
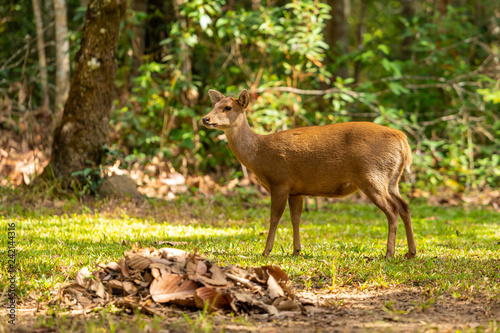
1, 191, 499, 304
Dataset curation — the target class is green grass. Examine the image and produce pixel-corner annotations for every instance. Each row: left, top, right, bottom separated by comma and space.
2, 189, 499, 299
1, 187, 500, 331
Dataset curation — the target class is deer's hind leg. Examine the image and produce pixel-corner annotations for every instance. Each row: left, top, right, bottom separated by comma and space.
357, 181, 400, 259
389, 169, 416, 258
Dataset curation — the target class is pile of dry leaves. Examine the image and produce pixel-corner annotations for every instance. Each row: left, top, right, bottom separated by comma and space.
58, 246, 314, 317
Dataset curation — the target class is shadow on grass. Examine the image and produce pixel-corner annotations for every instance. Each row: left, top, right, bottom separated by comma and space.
2, 191, 500, 297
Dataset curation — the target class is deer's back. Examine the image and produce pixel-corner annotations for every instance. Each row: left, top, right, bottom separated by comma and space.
250, 122, 409, 196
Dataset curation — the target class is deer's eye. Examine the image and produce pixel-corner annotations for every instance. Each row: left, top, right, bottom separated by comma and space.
224, 106, 232, 111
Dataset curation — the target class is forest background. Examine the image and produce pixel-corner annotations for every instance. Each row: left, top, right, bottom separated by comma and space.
1, 0, 500, 201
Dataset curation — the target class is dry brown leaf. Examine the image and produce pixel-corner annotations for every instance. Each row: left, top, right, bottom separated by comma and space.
159, 248, 189, 263
150, 263, 171, 270
196, 261, 208, 276
262, 265, 288, 282
150, 274, 199, 304
143, 271, 154, 283
90, 280, 105, 297
276, 299, 302, 312
134, 279, 150, 288
253, 267, 266, 283
232, 292, 278, 315
95, 282, 106, 299
108, 280, 124, 289
123, 281, 138, 295
78, 296, 93, 307
75, 267, 92, 287
186, 261, 197, 276
107, 262, 120, 271
135, 247, 152, 256
151, 268, 161, 279
171, 264, 183, 275
267, 275, 285, 299
194, 287, 232, 311
192, 274, 228, 288
149, 257, 174, 265
126, 253, 152, 270
102, 273, 113, 281
209, 265, 227, 285
118, 258, 130, 277
225, 273, 259, 291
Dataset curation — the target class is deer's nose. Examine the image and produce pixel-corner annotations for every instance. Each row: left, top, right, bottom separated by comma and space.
202, 117, 210, 124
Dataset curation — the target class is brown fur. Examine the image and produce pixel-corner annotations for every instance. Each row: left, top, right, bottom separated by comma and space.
203, 89, 416, 259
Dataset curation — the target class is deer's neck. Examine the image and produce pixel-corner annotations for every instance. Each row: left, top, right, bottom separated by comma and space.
224, 115, 260, 168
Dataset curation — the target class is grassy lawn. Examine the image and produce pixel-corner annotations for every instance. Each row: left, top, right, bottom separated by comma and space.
1, 187, 500, 332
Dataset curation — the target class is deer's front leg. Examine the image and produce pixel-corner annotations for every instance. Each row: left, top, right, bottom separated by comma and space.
262, 188, 288, 256
288, 195, 304, 256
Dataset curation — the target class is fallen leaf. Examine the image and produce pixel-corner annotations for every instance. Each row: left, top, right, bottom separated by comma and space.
276, 299, 301, 312
150, 274, 198, 304
262, 265, 288, 282
196, 261, 208, 276
186, 261, 197, 276
210, 265, 227, 284
118, 258, 130, 277
194, 287, 232, 311
123, 281, 138, 295
151, 268, 160, 279
107, 262, 120, 271
75, 267, 92, 287
126, 253, 152, 270
267, 275, 284, 299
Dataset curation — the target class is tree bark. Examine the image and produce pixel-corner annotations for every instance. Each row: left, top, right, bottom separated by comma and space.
353, 0, 366, 83
54, 0, 71, 108
400, 0, 416, 60
45, 0, 127, 184
324, 0, 350, 78
32, 0, 50, 110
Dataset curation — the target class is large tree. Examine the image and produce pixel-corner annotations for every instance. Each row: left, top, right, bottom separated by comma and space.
44, 0, 127, 185
324, 0, 350, 78
54, 0, 71, 108
32, 0, 49, 110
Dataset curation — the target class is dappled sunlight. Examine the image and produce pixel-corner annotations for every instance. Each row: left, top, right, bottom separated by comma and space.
2, 198, 500, 332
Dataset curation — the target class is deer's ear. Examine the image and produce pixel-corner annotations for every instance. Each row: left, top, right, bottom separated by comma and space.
208, 89, 225, 106
238, 89, 250, 109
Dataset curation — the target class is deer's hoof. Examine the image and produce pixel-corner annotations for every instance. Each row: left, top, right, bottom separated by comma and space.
404, 251, 416, 259
262, 250, 271, 256
385, 252, 395, 260
292, 249, 301, 256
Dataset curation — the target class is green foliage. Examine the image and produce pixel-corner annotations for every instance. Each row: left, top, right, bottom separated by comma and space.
107, 0, 500, 192
111, 0, 332, 174
3, 0, 500, 192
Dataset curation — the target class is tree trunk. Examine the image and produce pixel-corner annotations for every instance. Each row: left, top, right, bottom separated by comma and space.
32, 0, 50, 110
45, 0, 127, 184
44, 0, 55, 107
54, 0, 70, 108
400, 0, 416, 60
353, 0, 366, 83
324, 0, 350, 78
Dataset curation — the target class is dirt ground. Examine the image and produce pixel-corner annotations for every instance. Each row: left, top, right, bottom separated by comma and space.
5, 286, 499, 332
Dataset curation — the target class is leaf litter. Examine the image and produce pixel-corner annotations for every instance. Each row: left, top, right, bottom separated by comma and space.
58, 245, 314, 317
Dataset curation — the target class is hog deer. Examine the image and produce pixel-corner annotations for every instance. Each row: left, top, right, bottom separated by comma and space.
202, 89, 416, 259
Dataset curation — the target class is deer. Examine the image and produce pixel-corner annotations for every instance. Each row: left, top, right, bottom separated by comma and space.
202, 89, 417, 259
